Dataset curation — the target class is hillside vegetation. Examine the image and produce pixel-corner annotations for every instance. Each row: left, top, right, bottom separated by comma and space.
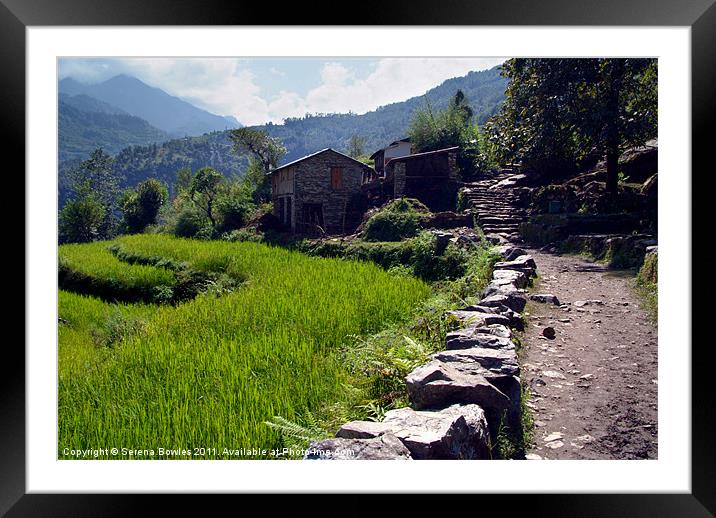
58, 235, 430, 458
58, 66, 507, 204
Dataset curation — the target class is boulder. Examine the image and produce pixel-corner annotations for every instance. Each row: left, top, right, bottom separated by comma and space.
480, 292, 527, 312
433, 347, 519, 377
337, 405, 491, 460
530, 293, 561, 305
304, 433, 412, 460
474, 323, 512, 339
445, 327, 515, 350
406, 360, 511, 415
484, 233, 509, 245
496, 245, 528, 262
494, 255, 537, 277
492, 269, 528, 289
335, 420, 393, 439
446, 310, 511, 328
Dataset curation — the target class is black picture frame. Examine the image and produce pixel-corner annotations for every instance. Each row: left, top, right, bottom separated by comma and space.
5, 0, 712, 515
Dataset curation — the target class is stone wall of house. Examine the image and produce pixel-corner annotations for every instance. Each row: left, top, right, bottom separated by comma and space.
293, 150, 367, 235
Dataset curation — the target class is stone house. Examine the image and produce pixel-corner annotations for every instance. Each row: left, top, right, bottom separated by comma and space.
270, 148, 375, 235
363, 146, 461, 212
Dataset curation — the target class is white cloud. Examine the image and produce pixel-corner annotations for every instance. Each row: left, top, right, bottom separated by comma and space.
60, 57, 506, 126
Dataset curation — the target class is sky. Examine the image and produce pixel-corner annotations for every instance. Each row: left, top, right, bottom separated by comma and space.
58, 57, 506, 126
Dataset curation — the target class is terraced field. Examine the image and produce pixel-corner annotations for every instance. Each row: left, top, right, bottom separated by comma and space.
58, 235, 431, 459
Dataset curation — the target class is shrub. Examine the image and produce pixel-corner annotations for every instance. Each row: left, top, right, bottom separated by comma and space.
172, 206, 210, 238
362, 198, 427, 242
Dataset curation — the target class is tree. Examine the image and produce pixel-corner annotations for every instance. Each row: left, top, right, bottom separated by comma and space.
408, 90, 481, 176
66, 148, 121, 237
189, 167, 225, 228
229, 128, 286, 203
59, 187, 106, 244
347, 134, 367, 158
173, 167, 193, 198
487, 58, 657, 192
121, 179, 168, 233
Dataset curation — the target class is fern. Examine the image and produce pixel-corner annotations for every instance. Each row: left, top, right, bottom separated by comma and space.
264, 412, 327, 443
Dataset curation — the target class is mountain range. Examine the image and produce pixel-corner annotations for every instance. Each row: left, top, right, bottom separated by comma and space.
58, 66, 507, 205
59, 74, 241, 138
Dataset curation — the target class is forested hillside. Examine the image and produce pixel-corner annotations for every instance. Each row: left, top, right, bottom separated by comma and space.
59, 97, 170, 161
59, 66, 507, 205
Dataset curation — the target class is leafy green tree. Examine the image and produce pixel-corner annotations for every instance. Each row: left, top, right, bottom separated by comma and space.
66, 148, 121, 237
408, 90, 481, 176
189, 167, 225, 228
229, 128, 286, 203
58, 186, 106, 243
173, 167, 193, 198
487, 58, 657, 192
121, 179, 168, 233
347, 134, 367, 158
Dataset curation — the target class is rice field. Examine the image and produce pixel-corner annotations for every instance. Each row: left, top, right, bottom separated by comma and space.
58, 235, 431, 459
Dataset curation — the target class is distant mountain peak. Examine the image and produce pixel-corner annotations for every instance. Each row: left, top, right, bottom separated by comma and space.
58, 73, 241, 136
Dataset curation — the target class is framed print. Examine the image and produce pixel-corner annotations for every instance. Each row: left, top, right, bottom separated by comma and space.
5, 0, 714, 515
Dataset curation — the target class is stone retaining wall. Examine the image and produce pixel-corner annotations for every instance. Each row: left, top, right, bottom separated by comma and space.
305, 244, 537, 460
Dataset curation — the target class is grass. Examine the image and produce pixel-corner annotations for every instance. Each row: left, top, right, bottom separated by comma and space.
635, 252, 658, 323
58, 234, 431, 459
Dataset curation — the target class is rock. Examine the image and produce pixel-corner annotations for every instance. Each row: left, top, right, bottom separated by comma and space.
446, 310, 511, 328
542, 370, 566, 380
542, 326, 556, 339
433, 347, 519, 377
484, 233, 509, 245
543, 431, 564, 442
445, 328, 515, 350
545, 440, 564, 449
492, 269, 528, 289
525, 453, 543, 460
336, 420, 393, 439
474, 324, 512, 339
384, 405, 490, 460
574, 299, 604, 307
494, 255, 537, 277
480, 292, 527, 313
496, 245, 528, 262
530, 294, 560, 305
420, 211, 474, 230
406, 360, 510, 414
336, 405, 490, 460
304, 434, 412, 460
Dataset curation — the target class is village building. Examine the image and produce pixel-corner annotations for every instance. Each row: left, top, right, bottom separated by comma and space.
368, 137, 414, 179
363, 145, 461, 212
269, 148, 374, 235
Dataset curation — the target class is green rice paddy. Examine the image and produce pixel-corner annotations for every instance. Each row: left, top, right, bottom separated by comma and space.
58, 235, 431, 459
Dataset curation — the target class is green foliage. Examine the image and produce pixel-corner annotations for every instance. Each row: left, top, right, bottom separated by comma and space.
347, 134, 368, 158
189, 167, 225, 228
170, 203, 211, 238
120, 179, 168, 234
486, 58, 658, 188
362, 198, 427, 242
59, 193, 106, 244
58, 234, 430, 458
59, 99, 169, 162
64, 148, 122, 240
635, 252, 658, 322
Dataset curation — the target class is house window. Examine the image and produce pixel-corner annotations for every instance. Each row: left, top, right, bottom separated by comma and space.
330, 167, 343, 190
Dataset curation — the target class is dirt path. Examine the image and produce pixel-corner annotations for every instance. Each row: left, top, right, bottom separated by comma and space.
520, 249, 658, 460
